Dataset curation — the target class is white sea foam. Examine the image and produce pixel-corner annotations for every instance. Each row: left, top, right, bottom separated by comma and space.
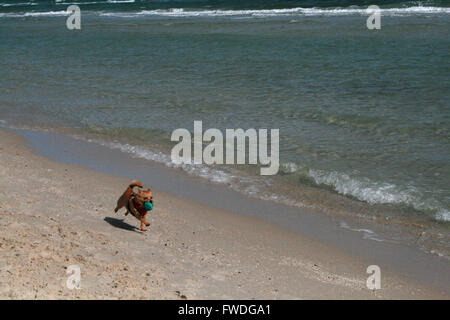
100, 6, 450, 18
430, 250, 445, 257
0, 2, 37, 7
107, 0, 135, 3
54, 1, 107, 5
308, 169, 416, 204
0, 10, 69, 17
0, 120, 311, 209
3, 119, 447, 221
280, 162, 300, 174
61, 134, 450, 221
339, 221, 395, 243
307, 168, 448, 218
70, 135, 317, 210
3, 6, 447, 18
436, 210, 450, 222
86, 138, 235, 185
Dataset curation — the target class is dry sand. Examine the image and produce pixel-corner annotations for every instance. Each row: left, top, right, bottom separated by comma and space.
0, 128, 447, 299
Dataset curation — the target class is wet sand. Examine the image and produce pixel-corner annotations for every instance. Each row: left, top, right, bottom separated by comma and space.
0, 128, 448, 299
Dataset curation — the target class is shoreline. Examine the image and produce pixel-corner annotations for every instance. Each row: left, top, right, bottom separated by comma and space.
2, 116, 448, 235
2, 115, 449, 229
0, 127, 449, 299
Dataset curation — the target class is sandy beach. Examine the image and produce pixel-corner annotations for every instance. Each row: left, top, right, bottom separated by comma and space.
0, 128, 448, 299
1, 0, 449, 302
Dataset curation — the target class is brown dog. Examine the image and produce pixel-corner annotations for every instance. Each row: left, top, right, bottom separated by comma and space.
115, 180, 153, 232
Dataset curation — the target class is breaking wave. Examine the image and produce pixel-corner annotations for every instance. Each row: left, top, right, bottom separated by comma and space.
1, 6, 450, 18
72, 135, 450, 222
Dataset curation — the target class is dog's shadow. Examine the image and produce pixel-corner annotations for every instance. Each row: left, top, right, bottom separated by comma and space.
104, 217, 140, 233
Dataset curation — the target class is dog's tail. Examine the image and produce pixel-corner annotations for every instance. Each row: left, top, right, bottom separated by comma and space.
129, 179, 143, 189
114, 180, 143, 213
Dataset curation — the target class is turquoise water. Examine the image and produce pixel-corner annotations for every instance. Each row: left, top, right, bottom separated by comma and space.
0, 1, 449, 222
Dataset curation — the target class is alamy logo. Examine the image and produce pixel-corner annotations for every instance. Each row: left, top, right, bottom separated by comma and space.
366, 265, 381, 290
171, 121, 279, 175
66, 5, 81, 30
66, 264, 81, 290
366, 5, 381, 30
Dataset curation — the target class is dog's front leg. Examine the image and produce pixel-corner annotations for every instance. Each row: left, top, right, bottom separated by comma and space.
140, 218, 148, 232
142, 214, 150, 227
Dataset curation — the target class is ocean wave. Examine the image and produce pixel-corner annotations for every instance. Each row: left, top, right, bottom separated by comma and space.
101, 7, 450, 18
339, 221, 397, 243
107, 0, 135, 3
53, 1, 114, 5
436, 210, 450, 222
307, 168, 449, 221
0, 10, 69, 17
0, 2, 37, 7
2, 6, 449, 18
272, 158, 449, 222
67, 135, 315, 210
102, 139, 235, 183
82, 135, 449, 221
2, 118, 448, 222
280, 162, 301, 174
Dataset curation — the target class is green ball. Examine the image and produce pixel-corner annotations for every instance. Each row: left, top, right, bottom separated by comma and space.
144, 201, 153, 211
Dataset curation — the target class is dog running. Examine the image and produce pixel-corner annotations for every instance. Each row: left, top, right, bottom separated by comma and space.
115, 180, 154, 232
